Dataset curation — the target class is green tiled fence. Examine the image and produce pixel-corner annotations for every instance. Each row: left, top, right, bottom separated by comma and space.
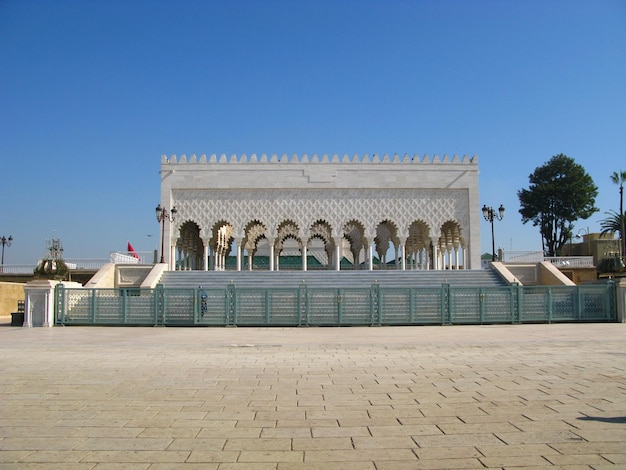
54, 282, 616, 326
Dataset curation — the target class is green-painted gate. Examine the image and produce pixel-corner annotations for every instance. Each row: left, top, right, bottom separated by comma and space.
55, 282, 616, 326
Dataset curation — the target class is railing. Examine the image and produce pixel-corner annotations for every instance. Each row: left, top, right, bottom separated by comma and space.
109, 251, 156, 265
501, 251, 545, 263
501, 251, 595, 268
64, 258, 111, 269
0, 265, 35, 274
0, 252, 157, 274
545, 256, 594, 268
54, 282, 616, 327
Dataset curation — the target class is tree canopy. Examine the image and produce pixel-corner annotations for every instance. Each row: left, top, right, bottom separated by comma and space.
518, 154, 598, 256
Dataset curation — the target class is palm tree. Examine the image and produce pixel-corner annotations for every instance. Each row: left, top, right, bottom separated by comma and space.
599, 210, 625, 235
610, 170, 626, 258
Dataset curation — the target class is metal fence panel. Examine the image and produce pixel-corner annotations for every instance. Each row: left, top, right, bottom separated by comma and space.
54, 281, 616, 327
59, 288, 155, 325
518, 285, 616, 323
197, 288, 228, 325
93, 290, 125, 324
412, 288, 445, 324
520, 287, 550, 322
232, 288, 300, 325
449, 286, 517, 324
234, 289, 267, 325
550, 287, 577, 322
380, 288, 412, 324
123, 290, 156, 324
338, 288, 372, 325
481, 287, 517, 323
61, 288, 93, 324
268, 289, 300, 325
449, 287, 481, 324
580, 284, 613, 321
162, 288, 195, 325
307, 288, 339, 325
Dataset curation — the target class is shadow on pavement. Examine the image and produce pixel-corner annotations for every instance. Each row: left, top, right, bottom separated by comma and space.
577, 416, 626, 424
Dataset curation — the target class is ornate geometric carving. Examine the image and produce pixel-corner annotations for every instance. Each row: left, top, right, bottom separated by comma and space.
173, 188, 470, 241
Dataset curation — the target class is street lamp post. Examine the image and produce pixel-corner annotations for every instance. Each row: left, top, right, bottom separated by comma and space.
155, 205, 177, 264
1, 235, 13, 273
482, 204, 505, 261
575, 227, 591, 257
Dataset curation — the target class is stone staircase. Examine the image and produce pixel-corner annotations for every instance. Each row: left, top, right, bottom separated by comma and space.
159, 269, 507, 289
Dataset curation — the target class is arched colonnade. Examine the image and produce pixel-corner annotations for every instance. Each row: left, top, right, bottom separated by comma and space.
172, 217, 467, 271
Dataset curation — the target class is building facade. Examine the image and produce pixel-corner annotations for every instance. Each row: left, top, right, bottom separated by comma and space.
159, 153, 481, 271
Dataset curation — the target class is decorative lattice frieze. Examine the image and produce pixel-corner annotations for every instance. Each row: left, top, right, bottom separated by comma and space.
173, 188, 469, 240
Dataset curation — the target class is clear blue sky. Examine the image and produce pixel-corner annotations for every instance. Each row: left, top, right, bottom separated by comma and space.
1, 0, 625, 265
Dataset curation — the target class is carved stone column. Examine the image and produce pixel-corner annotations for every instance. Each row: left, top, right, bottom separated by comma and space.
399, 237, 407, 271
365, 237, 374, 271
170, 243, 177, 271
333, 237, 343, 271
202, 240, 210, 271
235, 238, 242, 271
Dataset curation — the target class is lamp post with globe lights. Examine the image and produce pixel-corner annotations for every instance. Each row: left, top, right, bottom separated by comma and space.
155, 205, 177, 264
482, 205, 505, 261
1, 235, 13, 272
576, 227, 591, 257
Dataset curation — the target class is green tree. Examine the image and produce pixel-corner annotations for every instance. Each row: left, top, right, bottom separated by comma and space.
609, 170, 626, 257
518, 154, 598, 257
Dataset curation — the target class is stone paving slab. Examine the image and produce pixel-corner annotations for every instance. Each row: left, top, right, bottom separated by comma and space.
0, 317, 625, 469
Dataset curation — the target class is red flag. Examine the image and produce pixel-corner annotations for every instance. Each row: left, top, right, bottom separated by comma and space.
127, 242, 140, 260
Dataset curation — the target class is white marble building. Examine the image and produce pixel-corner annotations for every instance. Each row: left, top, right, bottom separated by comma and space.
159, 153, 481, 271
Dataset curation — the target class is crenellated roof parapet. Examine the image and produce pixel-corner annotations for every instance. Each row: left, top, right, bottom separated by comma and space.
161, 153, 477, 165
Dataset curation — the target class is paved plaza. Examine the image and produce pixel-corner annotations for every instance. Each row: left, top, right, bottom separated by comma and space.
1, 317, 625, 469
